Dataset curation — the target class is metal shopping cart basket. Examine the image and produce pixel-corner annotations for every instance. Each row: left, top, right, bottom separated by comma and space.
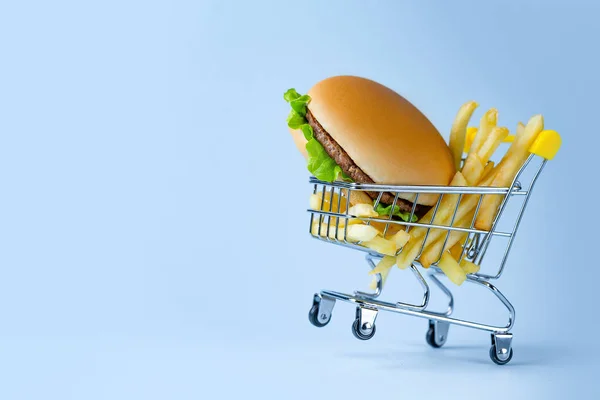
305, 129, 561, 365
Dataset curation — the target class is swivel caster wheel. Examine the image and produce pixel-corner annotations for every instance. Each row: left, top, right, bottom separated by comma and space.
490, 333, 513, 365
425, 320, 449, 348
351, 306, 378, 341
308, 294, 335, 328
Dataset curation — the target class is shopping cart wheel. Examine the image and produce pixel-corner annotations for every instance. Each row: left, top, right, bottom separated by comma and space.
489, 346, 513, 365
489, 333, 513, 365
352, 319, 376, 340
425, 320, 449, 348
351, 306, 378, 340
308, 294, 334, 328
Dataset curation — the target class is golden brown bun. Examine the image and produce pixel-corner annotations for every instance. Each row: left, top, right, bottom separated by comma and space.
302, 76, 455, 206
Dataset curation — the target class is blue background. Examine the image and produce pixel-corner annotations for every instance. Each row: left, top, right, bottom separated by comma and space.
1, 1, 598, 398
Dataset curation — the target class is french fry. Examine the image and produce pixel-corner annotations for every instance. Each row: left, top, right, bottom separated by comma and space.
348, 204, 378, 218
477, 126, 509, 164
475, 115, 544, 230
448, 233, 472, 261
369, 266, 390, 290
348, 218, 367, 226
363, 236, 396, 256
480, 161, 495, 182
473, 199, 502, 232
414, 172, 499, 268
346, 189, 373, 207
409, 172, 468, 240
501, 122, 526, 163
437, 252, 467, 285
396, 172, 495, 271
449, 241, 464, 260
309, 191, 349, 227
309, 191, 348, 212
370, 221, 403, 237
396, 241, 419, 269
311, 221, 346, 240
460, 259, 480, 274
311, 221, 379, 241
501, 116, 543, 175
461, 153, 485, 185
311, 222, 336, 239
420, 230, 463, 268
462, 124, 506, 184
347, 224, 380, 242
369, 255, 396, 276
449, 101, 479, 170
469, 108, 498, 156
393, 230, 410, 249
419, 212, 474, 268
309, 193, 321, 210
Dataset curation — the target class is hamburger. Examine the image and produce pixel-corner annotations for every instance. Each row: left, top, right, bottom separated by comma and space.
285, 75, 455, 221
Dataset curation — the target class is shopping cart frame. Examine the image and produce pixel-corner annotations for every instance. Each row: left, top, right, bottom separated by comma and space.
305, 148, 555, 365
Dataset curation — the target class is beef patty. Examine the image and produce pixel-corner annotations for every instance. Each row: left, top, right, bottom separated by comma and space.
306, 109, 425, 215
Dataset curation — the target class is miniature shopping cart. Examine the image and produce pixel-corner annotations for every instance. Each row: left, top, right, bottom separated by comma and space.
305, 130, 561, 365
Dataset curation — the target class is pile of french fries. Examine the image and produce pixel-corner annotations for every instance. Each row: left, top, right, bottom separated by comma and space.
309, 193, 410, 257
310, 101, 546, 286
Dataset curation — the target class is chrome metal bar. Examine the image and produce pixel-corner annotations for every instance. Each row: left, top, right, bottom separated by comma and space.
308, 210, 513, 237
351, 255, 430, 310
463, 194, 485, 261
457, 232, 473, 263
373, 191, 384, 210
427, 273, 454, 317
334, 186, 343, 242
414, 194, 443, 260
308, 178, 525, 195
454, 193, 484, 263
433, 193, 463, 265
309, 184, 317, 237
306, 209, 512, 237
469, 233, 482, 259
317, 185, 326, 237
343, 188, 351, 243
383, 192, 400, 238
325, 188, 335, 242
476, 155, 535, 264
321, 272, 515, 333
354, 255, 383, 299
476, 160, 547, 280
407, 193, 420, 232
397, 265, 430, 311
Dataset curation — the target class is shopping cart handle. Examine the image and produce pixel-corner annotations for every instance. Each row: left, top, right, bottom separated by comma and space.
463, 127, 561, 160
528, 130, 561, 160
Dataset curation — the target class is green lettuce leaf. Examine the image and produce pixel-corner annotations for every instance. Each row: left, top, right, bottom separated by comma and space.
284, 88, 352, 182
300, 124, 313, 141
290, 95, 311, 116
286, 110, 306, 129
306, 139, 346, 182
375, 203, 418, 222
283, 88, 301, 102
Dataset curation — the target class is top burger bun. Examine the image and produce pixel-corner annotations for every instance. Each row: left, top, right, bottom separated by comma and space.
289, 75, 455, 207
